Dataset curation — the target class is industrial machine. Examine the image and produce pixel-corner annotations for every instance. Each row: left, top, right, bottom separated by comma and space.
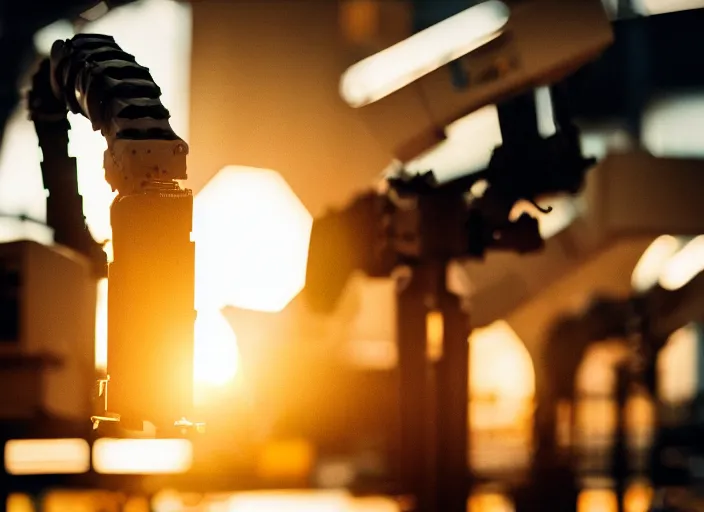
3, 0, 704, 511
304, 1, 704, 511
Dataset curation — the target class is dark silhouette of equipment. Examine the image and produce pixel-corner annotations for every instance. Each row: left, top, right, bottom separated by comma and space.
28, 33, 196, 434
304, 84, 596, 512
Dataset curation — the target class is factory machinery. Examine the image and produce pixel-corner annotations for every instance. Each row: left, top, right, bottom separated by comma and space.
2, 0, 704, 511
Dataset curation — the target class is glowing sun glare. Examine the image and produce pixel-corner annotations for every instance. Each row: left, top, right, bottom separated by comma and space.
193, 166, 313, 313
193, 309, 240, 387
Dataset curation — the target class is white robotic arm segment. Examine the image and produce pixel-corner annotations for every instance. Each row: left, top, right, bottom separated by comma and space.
346, 0, 613, 162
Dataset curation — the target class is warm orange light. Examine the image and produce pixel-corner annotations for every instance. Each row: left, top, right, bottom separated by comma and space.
658, 324, 698, 403
625, 481, 654, 512
193, 166, 312, 312
468, 492, 514, 512
256, 439, 315, 480
227, 491, 351, 512
193, 308, 240, 399
577, 489, 617, 512
6, 494, 34, 512
470, 321, 535, 429
4, 439, 90, 475
42, 491, 123, 512
92, 438, 192, 474
426, 310, 444, 362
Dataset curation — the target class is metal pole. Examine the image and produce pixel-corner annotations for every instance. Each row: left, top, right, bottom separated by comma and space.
396, 266, 433, 511
434, 274, 470, 512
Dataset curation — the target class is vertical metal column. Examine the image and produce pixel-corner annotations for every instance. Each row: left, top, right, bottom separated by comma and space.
396, 261, 469, 512
434, 276, 470, 512
613, 364, 629, 512
397, 264, 436, 512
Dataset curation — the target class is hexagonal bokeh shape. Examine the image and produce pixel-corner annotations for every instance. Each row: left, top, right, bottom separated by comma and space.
194, 166, 313, 312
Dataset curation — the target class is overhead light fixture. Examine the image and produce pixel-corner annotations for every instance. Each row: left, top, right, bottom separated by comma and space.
631, 235, 683, 292
339, 0, 511, 108
4, 439, 90, 475
659, 235, 704, 290
639, 0, 704, 15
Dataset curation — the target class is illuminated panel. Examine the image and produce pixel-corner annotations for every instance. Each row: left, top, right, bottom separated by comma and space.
4, 439, 90, 475
659, 235, 704, 290
92, 438, 192, 474
631, 235, 682, 292
340, 1, 510, 107
193, 166, 312, 312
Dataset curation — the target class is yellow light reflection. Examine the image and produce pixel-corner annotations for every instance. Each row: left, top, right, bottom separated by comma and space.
92, 438, 192, 474
6, 494, 34, 512
470, 321, 535, 429
659, 235, 704, 290
631, 235, 681, 292
43, 491, 123, 512
577, 489, 617, 512
426, 310, 444, 362
256, 439, 315, 480
468, 492, 514, 512
193, 166, 313, 312
227, 490, 351, 512
95, 277, 109, 370
4, 438, 90, 475
625, 481, 653, 512
193, 309, 240, 390
658, 324, 698, 403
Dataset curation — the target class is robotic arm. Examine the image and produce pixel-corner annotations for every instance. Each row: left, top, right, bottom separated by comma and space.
45, 33, 188, 192
29, 34, 196, 432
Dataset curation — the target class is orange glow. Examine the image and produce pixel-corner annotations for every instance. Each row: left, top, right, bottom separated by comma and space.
227, 491, 351, 512
193, 166, 312, 313
340, 0, 379, 43
426, 310, 444, 362
577, 489, 617, 512
151, 491, 400, 512
92, 438, 192, 474
625, 482, 653, 512
42, 491, 123, 512
468, 492, 514, 512
193, 309, 240, 400
6, 495, 34, 512
4, 439, 90, 475
658, 324, 698, 403
470, 321, 535, 429
256, 439, 315, 480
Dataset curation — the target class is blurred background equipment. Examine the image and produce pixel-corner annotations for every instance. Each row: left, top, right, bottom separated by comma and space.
4, 0, 704, 511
